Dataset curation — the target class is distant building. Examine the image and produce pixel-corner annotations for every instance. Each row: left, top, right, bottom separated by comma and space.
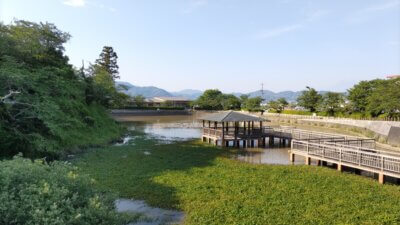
145, 97, 191, 108
387, 75, 400, 79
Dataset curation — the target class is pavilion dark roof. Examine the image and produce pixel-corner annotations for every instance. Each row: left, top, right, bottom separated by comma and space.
199, 111, 265, 122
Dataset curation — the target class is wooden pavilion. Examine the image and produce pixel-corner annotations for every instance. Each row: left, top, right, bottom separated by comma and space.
199, 111, 271, 148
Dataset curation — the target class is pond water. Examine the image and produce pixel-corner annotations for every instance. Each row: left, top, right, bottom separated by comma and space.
116, 199, 184, 225
117, 114, 306, 165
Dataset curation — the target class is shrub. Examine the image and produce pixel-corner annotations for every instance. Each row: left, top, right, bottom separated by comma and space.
0, 156, 134, 225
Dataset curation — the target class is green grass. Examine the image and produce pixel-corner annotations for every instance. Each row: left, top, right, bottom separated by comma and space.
74, 132, 400, 225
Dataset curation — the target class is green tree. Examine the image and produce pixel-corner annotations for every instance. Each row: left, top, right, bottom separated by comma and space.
132, 95, 146, 107
242, 97, 263, 111
297, 87, 322, 112
95, 46, 120, 79
221, 94, 241, 110
347, 80, 382, 113
320, 92, 345, 116
194, 89, 224, 110
268, 98, 288, 113
367, 78, 400, 118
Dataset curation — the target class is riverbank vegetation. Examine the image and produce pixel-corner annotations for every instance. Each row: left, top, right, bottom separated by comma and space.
0, 20, 133, 223
75, 131, 400, 225
0, 156, 139, 225
0, 20, 127, 159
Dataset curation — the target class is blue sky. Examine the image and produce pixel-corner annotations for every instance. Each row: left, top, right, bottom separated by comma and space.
1, 0, 399, 93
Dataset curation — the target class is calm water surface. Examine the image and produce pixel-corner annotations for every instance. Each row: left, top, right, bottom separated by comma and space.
118, 114, 306, 165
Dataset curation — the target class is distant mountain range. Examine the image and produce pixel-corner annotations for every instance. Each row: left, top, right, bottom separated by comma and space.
116, 81, 322, 102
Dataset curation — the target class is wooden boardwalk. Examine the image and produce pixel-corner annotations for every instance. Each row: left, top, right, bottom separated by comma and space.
203, 124, 400, 184
291, 137, 400, 184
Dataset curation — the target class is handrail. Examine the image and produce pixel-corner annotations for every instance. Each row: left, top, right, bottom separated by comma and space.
292, 140, 400, 175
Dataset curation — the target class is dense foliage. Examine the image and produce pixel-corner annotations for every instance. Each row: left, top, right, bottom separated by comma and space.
0, 20, 122, 158
296, 87, 322, 112
0, 156, 137, 225
267, 97, 288, 113
76, 131, 400, 225
193, 89, 262, 111
291, 79, 400, 119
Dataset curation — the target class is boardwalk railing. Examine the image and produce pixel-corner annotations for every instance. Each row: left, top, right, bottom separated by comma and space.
292, 140, 400, 178
270, 128, 359, 140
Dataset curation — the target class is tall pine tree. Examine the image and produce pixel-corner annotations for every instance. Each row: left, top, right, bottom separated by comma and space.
95, 46, 119, 79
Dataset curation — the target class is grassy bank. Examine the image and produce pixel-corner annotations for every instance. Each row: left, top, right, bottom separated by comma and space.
74, 131, 400, 225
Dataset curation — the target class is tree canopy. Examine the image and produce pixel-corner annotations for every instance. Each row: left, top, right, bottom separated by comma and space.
0, 20, 121, 159
297, 87, 322, 112
95, 46, 120, 79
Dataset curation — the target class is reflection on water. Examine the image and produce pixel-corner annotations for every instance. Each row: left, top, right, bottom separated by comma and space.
235, 147, 305, 165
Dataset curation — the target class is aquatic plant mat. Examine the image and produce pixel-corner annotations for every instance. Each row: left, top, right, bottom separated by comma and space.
75, 130, 400, 225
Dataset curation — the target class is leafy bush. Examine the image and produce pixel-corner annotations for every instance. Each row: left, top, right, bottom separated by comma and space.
0, 156, 134, 225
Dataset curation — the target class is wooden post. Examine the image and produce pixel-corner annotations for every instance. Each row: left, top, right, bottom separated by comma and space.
290, 153, 295, 162
379, 173, 385, 184
337, 164, 342, 172
222, 122, 225, 145
269, 136, 274, 146
305, 157, 311, 165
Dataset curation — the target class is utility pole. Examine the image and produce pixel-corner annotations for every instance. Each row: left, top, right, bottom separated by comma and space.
261, 83, 264, 100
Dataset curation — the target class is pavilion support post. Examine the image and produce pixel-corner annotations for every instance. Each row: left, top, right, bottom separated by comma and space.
379, 173, 385, 184
262, 137, 266, 147
290, 152, 295, 162
269, 136, 274, 146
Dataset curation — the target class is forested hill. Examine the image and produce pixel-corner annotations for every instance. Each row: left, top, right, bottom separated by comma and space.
0, 21, 122, 159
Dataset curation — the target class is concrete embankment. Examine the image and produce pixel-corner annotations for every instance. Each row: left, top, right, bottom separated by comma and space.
256, 113, 400, 147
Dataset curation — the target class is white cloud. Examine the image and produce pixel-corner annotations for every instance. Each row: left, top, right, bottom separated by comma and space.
63, 0, 85, 7
183, 0, 208, 14
255, 24, 304, 39
254, 8, 328, 40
